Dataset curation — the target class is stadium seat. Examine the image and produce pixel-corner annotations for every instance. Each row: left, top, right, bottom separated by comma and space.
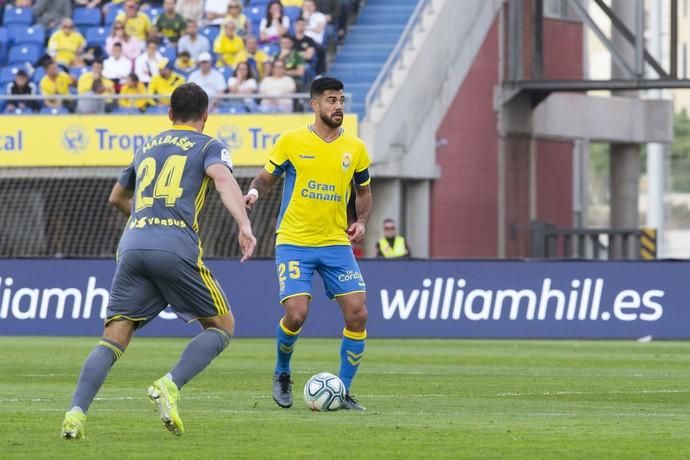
73, 8, 102, 28
40, 107, 69, 115
146, 105, 169, 114
246, 7, 264, 29
159, 46, 177, 63
7, 44, 41, 65
69, 66, 90, 80
105, 8, 124, 26
86, 27, 109, 49
8, 24, 46, 46
284, 7, 301, 23
0, 27, 7, 63
145, 8, 161, 22
3, 7, 33, 26
32, 66, 45, 83
248, 0, 271, 6
221, 66, 234, 81
0, 65, 19, 85
201, 25, 219, 44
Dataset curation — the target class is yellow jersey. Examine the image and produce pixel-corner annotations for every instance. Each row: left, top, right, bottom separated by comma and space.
115, 12, 152, 41
148, 72, 185, 105
40, 72, 72, 96
77, 72, 115, 94
48, 30, 86, 66
265, 125, 372, 247
119, 82, 148, 110
213, 34, 244, 67
234, 49, 270, 78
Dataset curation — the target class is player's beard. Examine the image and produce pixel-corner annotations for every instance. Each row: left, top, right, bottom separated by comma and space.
320, 110, 343, 129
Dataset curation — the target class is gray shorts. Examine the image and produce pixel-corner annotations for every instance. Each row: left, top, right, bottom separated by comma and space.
107, 249, 230, 328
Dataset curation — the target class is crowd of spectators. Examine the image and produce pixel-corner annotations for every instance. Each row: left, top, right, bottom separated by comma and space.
1, 0, 360, 114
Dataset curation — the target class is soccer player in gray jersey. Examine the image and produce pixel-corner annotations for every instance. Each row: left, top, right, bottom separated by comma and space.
61, 83, 256, 439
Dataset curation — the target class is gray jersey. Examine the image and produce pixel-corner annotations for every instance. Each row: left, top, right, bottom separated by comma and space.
117, 127, 233, 260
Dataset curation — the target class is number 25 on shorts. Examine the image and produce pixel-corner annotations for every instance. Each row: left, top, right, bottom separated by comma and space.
278, 261, 301, 282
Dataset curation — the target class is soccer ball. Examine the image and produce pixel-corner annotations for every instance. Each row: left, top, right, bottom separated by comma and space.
303, 372, 346, 411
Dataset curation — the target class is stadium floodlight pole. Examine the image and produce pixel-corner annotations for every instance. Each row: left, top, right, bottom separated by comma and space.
646, 0, 666, 257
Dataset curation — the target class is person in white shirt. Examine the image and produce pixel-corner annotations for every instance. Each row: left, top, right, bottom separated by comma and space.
205, 0, 231, 25
134, 39, 164, 84
177, 19, 211, 60
301, 0, 327, 45
103, 43, 133, 83
259, 58, 296, 113
187, 51, 226, 107
259, 1, 290, 44
227, 60, 257, 111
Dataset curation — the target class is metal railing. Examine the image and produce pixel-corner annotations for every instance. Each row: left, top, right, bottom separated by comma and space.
529, 220, 657, 260
364, 0, 431, 116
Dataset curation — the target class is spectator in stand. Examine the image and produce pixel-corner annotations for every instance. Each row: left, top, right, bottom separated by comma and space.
259, 59, 295, 113
281, 0, 303, 6
48, 18, 86, 68
177, 19, 210, 60
103, 43, 133, 85
214, 20, 244, 67
187, 51, 225, 107
76, 79, 107, 114
204, 0, 230, 25
376, 218, 411, 258
148, 58, 185, 105
40, 60, 76, 111
235, 35, 270, 80
74, 0, 102, 9
273, 35, 305, 87
314, 0, 339, 42
301, 0, 327, 46
119, 72, 148, 111
5, 70, 38, 113
225, 1, 250, 37
176, 0, 203, 23
292, 17, 323, 74
134, 39, 164, 84
116, 0, 152, 41
33, 0, 71, 29
78, 60, 115, 95
227, 60, 257, 111
106, 21, 143, 62
174, 50, 196, 73
15, 0, 33, 7
156, 0, 186, 43
259, 1, 289, 45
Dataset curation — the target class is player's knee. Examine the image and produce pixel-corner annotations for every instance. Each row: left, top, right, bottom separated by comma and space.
345, 305, 368, 330
283, 310, 307, 330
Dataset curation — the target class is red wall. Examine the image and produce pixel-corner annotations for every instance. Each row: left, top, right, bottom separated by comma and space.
430, 14, 582, 258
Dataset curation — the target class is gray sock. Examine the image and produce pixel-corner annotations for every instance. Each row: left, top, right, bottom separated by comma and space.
170, 328, 231, 389
70, 338, 125, 413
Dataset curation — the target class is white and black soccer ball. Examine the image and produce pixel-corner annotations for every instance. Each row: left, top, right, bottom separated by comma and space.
303, 372, 346, 412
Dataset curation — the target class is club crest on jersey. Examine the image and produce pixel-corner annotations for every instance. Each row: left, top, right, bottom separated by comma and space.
342, 153, 352, 171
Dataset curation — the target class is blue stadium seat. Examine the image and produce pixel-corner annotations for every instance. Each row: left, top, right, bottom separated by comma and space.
3, 7, 33, 26
41, 107, 69, 115
159, 46, 177, 63
201, 25, 219, 44
7, 44, 41, 65
0, 65, 18, 85
221, 66, 234, 81
147, 105, 169, 114
248, 0, 270, 6
145, 8, 161, 22
73, 8, 102, 27
0, 27, 7, 63
32, 66, 45, 83
246, 6, 265, 27
69, 66, 90, 80
8, 24, 46, 46
284, 7, 301, 24
105, 7, 124, 26
86, 27, 109, 48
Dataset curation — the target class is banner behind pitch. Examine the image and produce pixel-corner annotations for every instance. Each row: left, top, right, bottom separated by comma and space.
0, 259, 689, 339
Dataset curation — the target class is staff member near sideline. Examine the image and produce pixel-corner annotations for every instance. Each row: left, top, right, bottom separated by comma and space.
376, 218, 410, 258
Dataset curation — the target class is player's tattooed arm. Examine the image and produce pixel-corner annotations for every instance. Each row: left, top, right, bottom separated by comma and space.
108, 182, 133, 217
348, 185, 372, 243
244, 170, 279, 210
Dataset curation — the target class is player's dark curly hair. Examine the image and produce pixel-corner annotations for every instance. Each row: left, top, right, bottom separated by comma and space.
170, 83, 208, 122
310, 77, 344, 98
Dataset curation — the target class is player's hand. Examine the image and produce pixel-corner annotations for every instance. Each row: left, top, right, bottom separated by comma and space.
347, 221, 366, 243
244, 193, 258, 210
239, 224, 256, 262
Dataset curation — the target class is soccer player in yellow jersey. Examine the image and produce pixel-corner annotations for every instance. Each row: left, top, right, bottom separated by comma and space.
245, 77, 372, 411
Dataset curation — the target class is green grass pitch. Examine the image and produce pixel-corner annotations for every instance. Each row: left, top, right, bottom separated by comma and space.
2, 337, 690, 459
